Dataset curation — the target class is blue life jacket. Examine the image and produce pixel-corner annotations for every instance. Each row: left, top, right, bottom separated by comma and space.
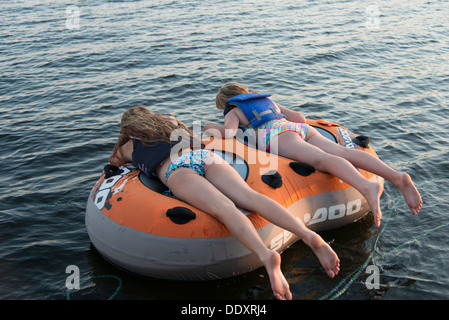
224, 93, 286, 128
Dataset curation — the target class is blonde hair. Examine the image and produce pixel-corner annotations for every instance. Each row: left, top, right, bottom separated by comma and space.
215, 81, 249, 110
109, 105, 197, 165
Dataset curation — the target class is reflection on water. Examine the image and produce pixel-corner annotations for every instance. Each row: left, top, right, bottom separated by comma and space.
1, 0, 448, 300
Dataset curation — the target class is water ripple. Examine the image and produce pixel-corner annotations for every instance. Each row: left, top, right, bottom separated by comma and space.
1, 0, 448, 300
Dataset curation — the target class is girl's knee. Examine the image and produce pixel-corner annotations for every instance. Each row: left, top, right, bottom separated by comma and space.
207, 197, 237, 219
229, 188, 262, 211
314, 153, 340, 171
246, 189, 264, 205
333, 144, 351, 158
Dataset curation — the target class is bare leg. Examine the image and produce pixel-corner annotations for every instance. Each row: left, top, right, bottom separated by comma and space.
166, 168, 292, 300
306, 127, 422, 216
204, 154, 340, 278
274, 131, 384, 227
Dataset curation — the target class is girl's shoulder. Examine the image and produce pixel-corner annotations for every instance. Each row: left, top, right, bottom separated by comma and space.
225, 106, 248, 123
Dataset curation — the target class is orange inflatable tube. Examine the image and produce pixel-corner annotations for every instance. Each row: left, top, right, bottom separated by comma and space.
85, 119, 383, 280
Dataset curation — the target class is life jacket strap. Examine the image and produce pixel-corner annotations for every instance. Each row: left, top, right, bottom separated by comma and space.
247, 106, 281, 127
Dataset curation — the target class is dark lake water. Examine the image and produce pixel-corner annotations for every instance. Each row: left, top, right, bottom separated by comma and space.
1, 0, 448, 302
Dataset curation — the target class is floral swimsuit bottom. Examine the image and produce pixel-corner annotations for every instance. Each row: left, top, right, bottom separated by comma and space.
164, 149, 212, 183
257, 119, 308, 152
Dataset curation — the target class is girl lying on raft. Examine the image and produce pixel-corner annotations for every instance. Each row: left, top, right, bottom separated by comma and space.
204, 81, 422, 228
109, 105, 341, 300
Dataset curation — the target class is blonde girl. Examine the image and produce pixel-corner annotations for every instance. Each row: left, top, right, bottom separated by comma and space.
110, 106, 342, 300
205, 82, 422, 228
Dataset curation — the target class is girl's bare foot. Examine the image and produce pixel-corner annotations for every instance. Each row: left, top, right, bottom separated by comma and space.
303, 231, 340, 278
396, 172, 422, 216
261, 250, 292, 300
363, 181, 384, 228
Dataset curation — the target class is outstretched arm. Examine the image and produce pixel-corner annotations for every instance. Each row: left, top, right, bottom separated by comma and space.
204, 112, 240, 139
277, 104, 306, 123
